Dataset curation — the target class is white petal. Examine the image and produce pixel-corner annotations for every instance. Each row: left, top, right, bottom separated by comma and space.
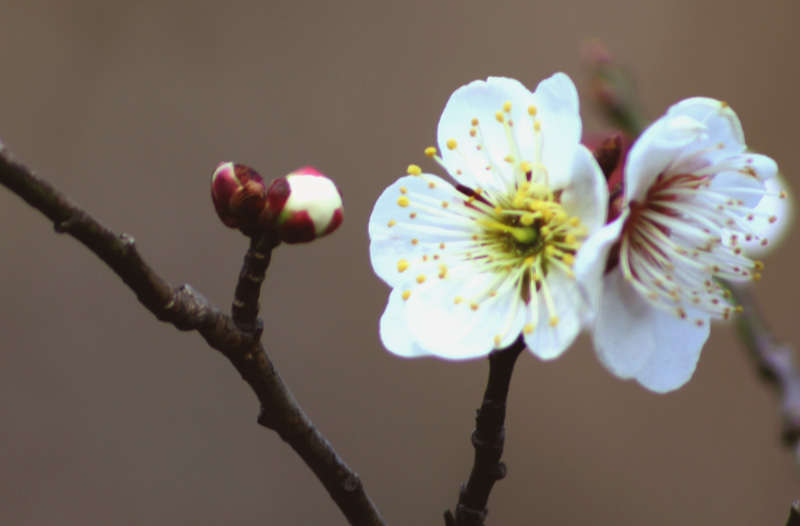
633, 309, 709, 393
625, 113, 706, 202
559, 144, 608, 233
574, 215, 626, 311
524, 269, 583, 360
437, 77, 537, 193
379, 287, 430, 358
740, 174, 793, 256
593, 269, 710, 384
369, 174, 474, 287
531, 72, 582, 190
405, 271, 526, 360
667, 97, 745, 157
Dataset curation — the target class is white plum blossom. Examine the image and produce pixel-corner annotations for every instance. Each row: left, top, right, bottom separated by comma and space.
369, 74, 608, 360
576, 97, 785, 393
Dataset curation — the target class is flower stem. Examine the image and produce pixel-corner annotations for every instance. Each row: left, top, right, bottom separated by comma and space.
444, 337, 526, 526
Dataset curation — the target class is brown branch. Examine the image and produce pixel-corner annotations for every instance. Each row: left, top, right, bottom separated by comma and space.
729, 282, 800, 470
0, 142, 386, 526
445, 337, 526, 526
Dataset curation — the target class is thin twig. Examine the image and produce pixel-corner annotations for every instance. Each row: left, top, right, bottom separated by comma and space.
0, 142, 386, 526
445, 337, 526, 526
729, 282, 800, 470
786, 500, 800, 526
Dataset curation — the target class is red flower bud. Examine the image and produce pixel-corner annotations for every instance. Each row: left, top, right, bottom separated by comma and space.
211, 162, 268, 235
261, 166, 343, 243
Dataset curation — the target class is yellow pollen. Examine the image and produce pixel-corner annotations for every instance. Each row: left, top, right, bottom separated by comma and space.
520, 213, 535, 226
471, 117, 479, 126
402, 290, 411, 301
446, 138, 458, 150
454, 296, 463, 305
753, 273, 762, 281
494, 335, 502, 346
387, 220, 396, 227
503, 101, 512, 112
424, 146, 437, 157
438, 265, 447, 279
416, 274, 426, 284
442, 201, 449, 208
540, 226, 551, 237
397, 196, 410, 207
495, 111, 505, 123
439, 243, 446, 249
549, 316, 559, 327
470, 302, 479, 311
780, 191, 788, 199
407, 164, 422, 176
523, 256, 535, 267
520, 161, 532, 173
494, 206, 503, 214
569, 217, 581, 227
411, 238, 419, 245
562, 254, 575, 266
400, 186, 407, 194
523, 323, 534, 334
397, 259, 409, 272
720, 101, 729, 108
504, 155, 514, 163
528, 105, 537, 116
735, 305, 744, 313
534, 120, 541, 131
754, 261, 764, 270
769, 215, 777, 223
428, 181, 436, 189
469, 129, 477, 137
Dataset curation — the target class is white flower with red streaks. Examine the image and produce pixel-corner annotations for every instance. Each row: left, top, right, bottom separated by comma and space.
576, 97, 784, 392
369, 74, 608, 360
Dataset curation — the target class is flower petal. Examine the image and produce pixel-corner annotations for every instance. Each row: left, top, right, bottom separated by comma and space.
405, 271, 526, 359
593, 269, 710, 384
559, 144, 608, 233
574, 215, 626, 311
524, 269, 584, 360
369, 174, 474, 287
379, 286, 430, 358
437, 77, 537, 194
739, 174, 793, 256
531, 72, 582, 190
624, 113, 707, 202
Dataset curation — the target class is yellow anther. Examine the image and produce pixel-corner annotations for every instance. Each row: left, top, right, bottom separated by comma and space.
442, 201, 449, 208
387, 219, 396, 227
470, 302, 479, 311
562, 254, 575, 266
400, 186, 407, 194
495, 111, 505, 123
416, 274, 426, 284
564, 234, 576, 244
503, 101, 512, 112
411, 238, 419, 245
428, 181, 435, 189
446, 138, 458, 150
534, 120, 541, 131
494, 335, 502, 346
735, 305, 744, 313
769, 215, 777, 223
407, 164, 422, 176
549, 316, 559, 327
569, 217, 581, 227
540, 226, 551, 237
471, 117, 479, 126
523, 256, 535, 267
523, 323, 534, 334
469, 128, 477, 137
520, 213, 535, 226
454, 296, 463, 305
752, 272, 762, 281
397, 196, 410, 207
424, 146, 437, 157
402, 290, 411, 301
528, 105, 537, 116
504, 155, 514, 163
519, 161, 532, 173
397, 259, 409, 273
780, 190, 788, 199
754, 260, 765, 270
438, 265, 448, 279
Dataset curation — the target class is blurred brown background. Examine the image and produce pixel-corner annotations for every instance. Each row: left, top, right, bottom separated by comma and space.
0, 1, 798, 524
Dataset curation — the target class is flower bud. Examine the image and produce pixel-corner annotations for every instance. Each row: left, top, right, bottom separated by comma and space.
211, 162, 267, 235
261, 166, 343, 243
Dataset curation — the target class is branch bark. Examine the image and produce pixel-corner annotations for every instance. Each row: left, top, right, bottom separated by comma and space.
0, 142, 386, 526
445, 337, 526, 526
729, 282, 800, 471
